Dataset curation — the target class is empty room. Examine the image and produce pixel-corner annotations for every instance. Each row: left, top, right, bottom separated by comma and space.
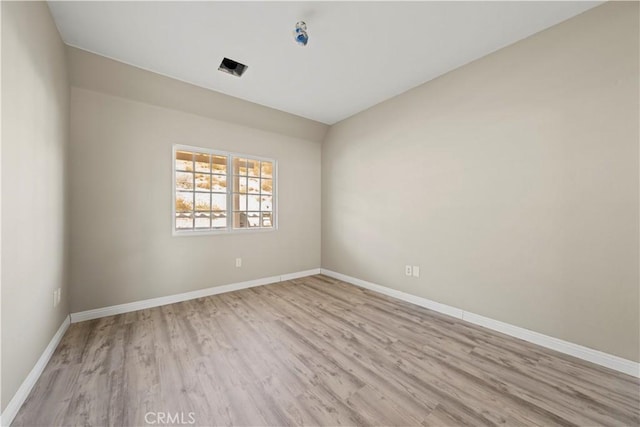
1, 1, 639, 426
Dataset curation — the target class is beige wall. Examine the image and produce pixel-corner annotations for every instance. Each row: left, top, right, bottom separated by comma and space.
322, 2, 639, 362
1, 1, 70, 411
69, 85, 322, 312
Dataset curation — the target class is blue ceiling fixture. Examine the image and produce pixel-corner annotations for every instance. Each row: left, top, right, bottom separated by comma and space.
294, 21, 308, 46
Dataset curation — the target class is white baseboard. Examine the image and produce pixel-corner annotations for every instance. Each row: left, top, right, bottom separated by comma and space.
1, 316, 71, 427
321, 269, 465, 319
281, 269, 322, 281
320, 269, 640, 378
71, 268, 321, 323
461, 311, 640, 378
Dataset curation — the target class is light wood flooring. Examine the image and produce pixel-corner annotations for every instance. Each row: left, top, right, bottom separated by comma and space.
13, 275, 640, 426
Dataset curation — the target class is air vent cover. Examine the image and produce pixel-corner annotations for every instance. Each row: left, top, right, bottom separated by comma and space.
218, 57, 248, 77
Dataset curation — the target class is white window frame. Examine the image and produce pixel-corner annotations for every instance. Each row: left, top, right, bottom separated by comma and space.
172, 144, 278, 236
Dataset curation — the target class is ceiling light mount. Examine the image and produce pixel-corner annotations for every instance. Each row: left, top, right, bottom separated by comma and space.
294, 21, 308, 46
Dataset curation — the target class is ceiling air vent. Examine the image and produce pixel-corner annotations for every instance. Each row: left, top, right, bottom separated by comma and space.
218, 57, 248, 77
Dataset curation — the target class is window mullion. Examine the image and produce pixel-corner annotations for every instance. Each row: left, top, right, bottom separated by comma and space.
227, 155, 232, 232
192, 155, 196, 229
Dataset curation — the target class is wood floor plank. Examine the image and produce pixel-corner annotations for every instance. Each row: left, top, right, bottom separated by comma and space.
470, 344, 640, 423
12, 275, 640, 427
264, 284, 546, 425
259, 284, 441, 418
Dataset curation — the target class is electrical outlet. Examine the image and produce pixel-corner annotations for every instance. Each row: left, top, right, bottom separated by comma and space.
53, 289, 61, 307
412, 266, 420, 278
235, 258, 242, 268
53, 288, 62, 308
405, 265, 412, 276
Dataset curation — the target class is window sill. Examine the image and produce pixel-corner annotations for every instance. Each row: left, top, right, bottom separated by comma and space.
172, 227, 277, 237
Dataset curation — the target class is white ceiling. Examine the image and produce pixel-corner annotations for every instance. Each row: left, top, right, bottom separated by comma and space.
48, 1, 603, 125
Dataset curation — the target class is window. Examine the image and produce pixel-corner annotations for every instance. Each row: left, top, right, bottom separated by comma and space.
173, 145, 276, 234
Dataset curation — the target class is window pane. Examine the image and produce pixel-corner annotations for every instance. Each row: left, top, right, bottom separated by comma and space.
212, 212, 226, 228
212, 193, 226, 211
211, 174, 226, 192
195, 193, 210, 211
261, 212, 273, 228
234, 158, 247, 175
195, 153, 210, 172
176, 192, 193, 212
176, 172, 193, 190
247, 212, 260, 228
248, 177, 260, 194
261, 196, 273, 212
212, 155, 227, 174
194, 212, 210, 228
261, 179, 272, 195
247, 159, 260, 177
176, 151, 193, 171
236, 176, 247, 193
176, 213, 193, 229
261, 161, 273, 178
233, 194, 246, 211
233, 212, 247, 228
248, 195, 260, 211
195, 174, 210, 190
